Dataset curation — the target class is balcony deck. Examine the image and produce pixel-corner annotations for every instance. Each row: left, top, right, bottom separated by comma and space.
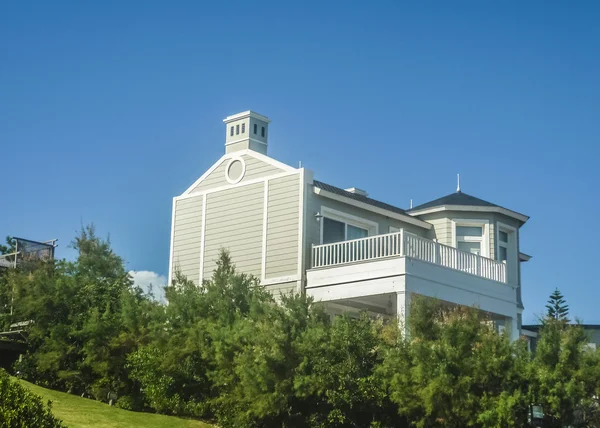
311, 230, 506, 283
306, 230, 519, 339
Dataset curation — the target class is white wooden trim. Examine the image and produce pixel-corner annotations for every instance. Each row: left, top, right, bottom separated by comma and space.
297, 169, 306, 293
497, 221, 518, 286
181, 154, 229, 196
181, 150, 296, 197
225, 137, 267, 146
223, 110, 271, 124
241, 149, 297, 173
261, 275, 300, 286
496, 221, 517, 259
319, 206, 379, 244
408, 205, 529, 224
314, 187, 431, 230
261, 180, 269, 281
224, 156, 246, 185
167, 197, 177, 287
198, 193, 208, 284
177, 170, 299, 200
451, 218, 490, 258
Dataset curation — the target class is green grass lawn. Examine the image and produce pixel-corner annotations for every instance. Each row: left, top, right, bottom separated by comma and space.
17, 378, 213, 428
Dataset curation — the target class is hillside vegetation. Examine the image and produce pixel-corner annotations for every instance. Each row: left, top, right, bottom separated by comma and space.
18, 378, 211, 428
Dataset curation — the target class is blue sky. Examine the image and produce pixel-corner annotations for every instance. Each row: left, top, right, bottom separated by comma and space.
1, 1, 598, 323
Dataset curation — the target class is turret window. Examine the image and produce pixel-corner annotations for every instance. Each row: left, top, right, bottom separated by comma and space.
452, 219, 489, 258
261, 126, 265, 137
236, 124, 239, 135
241, 123, 245, 133
253, 124, 257, 134
230, 126, 234, 136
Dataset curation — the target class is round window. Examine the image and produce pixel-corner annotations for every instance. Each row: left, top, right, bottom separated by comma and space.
225, 158, 245, 184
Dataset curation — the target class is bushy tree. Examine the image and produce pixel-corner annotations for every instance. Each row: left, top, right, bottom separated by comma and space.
7, 225, 160, 408
530, 318, 590, 427
379, 297, 530, 428
0, 369, 65, 427
7, 226, 600, 428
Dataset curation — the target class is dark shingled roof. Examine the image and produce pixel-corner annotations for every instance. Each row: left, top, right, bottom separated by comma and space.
313, 180, 408, 216
410, 191, 500, 211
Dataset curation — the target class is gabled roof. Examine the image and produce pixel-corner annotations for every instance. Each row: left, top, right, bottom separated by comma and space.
313, 181, 432, 230
314, 181, 408, 216
408, 191, 529, 224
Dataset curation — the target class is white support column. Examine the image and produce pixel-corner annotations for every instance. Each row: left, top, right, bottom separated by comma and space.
508, 316, 520, 342
396, 291, 411, 336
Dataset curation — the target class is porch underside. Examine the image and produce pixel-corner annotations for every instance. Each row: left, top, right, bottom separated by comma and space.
307, 256, 519, 338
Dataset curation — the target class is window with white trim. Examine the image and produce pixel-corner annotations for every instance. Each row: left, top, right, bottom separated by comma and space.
497, 222, 518, 285
320, 207, 377, 244
452, 220, 489, 257
497, 230, 509, 262
322, 217, 368, 244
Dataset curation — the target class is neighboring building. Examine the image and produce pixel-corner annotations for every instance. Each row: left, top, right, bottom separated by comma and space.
169, 111, 531, 340
522, 324, 600, 352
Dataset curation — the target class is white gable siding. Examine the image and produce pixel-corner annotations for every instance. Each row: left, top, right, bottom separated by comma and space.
171, 197, 204, 284
265, 174, 300, 279
202, 182, 264, 279
188, 154, 285, 194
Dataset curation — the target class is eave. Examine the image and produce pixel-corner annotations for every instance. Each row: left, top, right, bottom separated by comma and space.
314, 187, 432, 230
407, 205, 529, 224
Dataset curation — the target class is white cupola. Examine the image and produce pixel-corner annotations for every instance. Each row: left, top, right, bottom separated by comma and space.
223, 110, 270, 155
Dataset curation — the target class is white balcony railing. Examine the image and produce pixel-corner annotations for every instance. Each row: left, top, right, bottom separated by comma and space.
311, 230, 506, 283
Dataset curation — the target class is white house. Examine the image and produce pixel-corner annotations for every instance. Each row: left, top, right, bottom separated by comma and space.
169, 111, 530, 340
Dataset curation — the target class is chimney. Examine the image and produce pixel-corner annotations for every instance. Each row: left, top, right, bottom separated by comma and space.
345, 187, 368, 197
223, 111, 270, 155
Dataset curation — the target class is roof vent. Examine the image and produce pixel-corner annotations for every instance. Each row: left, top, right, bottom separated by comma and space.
345, 187, 368, 197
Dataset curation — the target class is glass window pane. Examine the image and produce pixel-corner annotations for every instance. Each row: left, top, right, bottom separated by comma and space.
456, 226, 483, 237
323, 217, 345, 244
499, 230, 508, 243
347, 225, 368, 240
498, 246, 507, 261
457, 241, 481, 255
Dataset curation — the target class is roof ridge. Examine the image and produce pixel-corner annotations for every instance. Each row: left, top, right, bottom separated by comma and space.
313, 180, 407, 215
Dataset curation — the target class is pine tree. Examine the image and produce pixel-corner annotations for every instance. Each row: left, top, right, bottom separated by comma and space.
546, 288, 570, 321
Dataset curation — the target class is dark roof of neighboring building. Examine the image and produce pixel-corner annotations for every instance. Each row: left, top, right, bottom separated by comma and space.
410, 191, 499, 211
313, 180, 408, 217
522, 324, 600, 331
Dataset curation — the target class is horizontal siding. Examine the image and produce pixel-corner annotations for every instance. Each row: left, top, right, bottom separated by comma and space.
190, 160, 228, 193
266, 281, 298, 299
189, 154, 287, 194
243, 155, 283, 181
203, 182, 264, 279
171, 197, 203, 285
427, 217, 452, 246
265, 174, 300, 279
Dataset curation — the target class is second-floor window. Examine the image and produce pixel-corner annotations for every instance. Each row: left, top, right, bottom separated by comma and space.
452, 219, 489, 258
497, 230, 508, 261
322, 217, 368, 244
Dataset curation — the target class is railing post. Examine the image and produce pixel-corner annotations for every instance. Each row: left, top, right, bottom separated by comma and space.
434, 239, 440, 265
476, 256, 481, 277
399, 229, 405, 256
